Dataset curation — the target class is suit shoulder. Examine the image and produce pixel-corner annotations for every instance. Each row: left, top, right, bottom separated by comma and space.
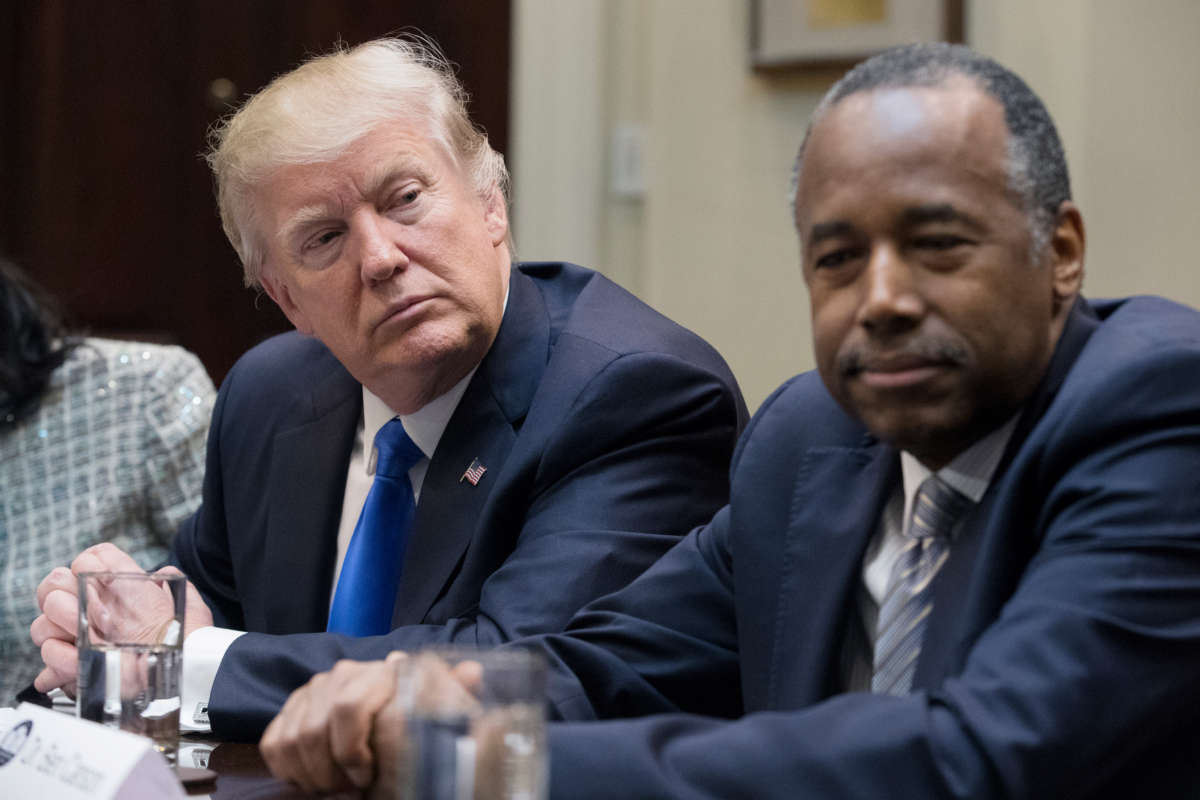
1090, 295, 1200, 349
1028, 296, 1200, 456
1066, 296, 1200, 404
215, 332, 357, 431
737, 371, 865, 456
521, 262, 733, 373
223, 331, 343, 392
724, 372, 871, 516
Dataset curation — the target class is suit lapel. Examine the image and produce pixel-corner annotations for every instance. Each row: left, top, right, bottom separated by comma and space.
391, 268, 550, 625
770, 437, 899, 707
263, 362, 360, 633
915, 298, 1101, 686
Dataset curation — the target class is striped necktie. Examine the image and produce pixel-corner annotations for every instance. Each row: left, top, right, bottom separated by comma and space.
327, 419, 425, 636
872, 475, 973, 695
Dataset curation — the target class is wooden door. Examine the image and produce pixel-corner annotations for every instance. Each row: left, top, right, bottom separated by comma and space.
0, 0, 511, 383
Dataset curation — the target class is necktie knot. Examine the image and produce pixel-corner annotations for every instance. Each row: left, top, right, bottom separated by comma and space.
907, 475, 972, 543
374, 419, 424, 478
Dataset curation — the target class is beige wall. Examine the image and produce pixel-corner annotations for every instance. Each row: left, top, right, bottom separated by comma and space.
970, 0, 1200, 304
511, 0, 1200, 411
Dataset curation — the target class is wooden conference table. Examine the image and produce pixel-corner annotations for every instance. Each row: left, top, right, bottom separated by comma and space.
182, 737, 313, 799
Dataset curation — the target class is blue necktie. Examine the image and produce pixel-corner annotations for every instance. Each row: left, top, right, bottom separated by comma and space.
327, 419, 425, 636
872, 475, 973, 695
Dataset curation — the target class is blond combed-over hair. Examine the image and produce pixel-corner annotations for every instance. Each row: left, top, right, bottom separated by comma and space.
206, 36, 511, 288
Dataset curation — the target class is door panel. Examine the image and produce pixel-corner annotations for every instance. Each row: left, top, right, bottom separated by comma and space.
0, 0, 511, 382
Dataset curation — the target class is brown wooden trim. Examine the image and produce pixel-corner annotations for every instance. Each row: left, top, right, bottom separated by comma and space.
944, 0, 966, 43
751, 0, 966, 76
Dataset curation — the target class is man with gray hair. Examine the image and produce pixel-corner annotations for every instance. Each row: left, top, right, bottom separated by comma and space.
29, 36, 746, 741
264, 42, 1200, 796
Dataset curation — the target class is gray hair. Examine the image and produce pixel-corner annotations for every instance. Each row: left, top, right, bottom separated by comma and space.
206, 36, 511, 288
792, 42, 1071, 256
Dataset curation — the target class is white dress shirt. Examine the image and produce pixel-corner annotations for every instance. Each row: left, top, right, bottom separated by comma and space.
180, 370, 475, 731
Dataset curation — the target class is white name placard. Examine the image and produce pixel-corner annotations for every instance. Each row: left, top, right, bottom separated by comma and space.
0, 703, 184, 800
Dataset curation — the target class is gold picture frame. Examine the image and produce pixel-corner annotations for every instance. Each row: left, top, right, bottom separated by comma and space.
751, 0, 964, 72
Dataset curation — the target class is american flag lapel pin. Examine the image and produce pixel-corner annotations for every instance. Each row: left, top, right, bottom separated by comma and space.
460, 457, 487, 485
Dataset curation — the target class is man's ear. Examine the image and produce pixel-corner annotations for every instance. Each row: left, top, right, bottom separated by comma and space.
482, 187, 509, 247
1048, 201, 1085, 312
260, 266, 314, 335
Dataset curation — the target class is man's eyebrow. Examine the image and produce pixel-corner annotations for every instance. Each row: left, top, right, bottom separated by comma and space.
901, 204, 986, 232
362, 157, 432, 198
280, 205, 337, 244
807, 220, 857, 246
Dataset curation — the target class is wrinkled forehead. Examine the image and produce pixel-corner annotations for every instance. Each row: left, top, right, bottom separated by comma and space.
260, 117, 460, 205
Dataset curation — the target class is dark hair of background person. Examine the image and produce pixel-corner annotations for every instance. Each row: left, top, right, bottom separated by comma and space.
0, 257, 79, 423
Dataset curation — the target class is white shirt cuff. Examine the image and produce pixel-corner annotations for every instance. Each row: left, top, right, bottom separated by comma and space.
180, 626, 245, 732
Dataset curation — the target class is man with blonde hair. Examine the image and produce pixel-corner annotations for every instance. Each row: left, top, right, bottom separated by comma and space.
31, 36, 746, 741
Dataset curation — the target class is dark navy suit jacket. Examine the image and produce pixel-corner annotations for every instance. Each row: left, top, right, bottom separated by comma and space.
539, 296, 1200, 798
171, 262, 747, 740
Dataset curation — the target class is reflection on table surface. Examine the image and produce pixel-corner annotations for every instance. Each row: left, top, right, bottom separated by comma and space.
31, 691, 325, 797
183, 737, 320, 799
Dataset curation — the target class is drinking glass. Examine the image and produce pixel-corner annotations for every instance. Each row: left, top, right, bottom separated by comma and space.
76, 571, 185, 765
371, 647, 547, 800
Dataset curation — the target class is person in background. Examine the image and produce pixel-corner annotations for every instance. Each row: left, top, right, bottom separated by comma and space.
30, 36, 747, 740
1, 257, 213, 703
262, 43, 1200, 798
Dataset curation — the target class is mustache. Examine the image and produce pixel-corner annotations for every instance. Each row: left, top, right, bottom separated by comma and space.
837, 337, 969, 376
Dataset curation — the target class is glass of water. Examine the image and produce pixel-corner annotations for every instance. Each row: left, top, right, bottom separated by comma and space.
76, 571, 185, 765
370, 647, 547, 800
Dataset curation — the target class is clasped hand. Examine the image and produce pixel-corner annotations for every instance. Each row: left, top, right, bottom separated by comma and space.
29, 542, 213, 695
261, 652, 500, 797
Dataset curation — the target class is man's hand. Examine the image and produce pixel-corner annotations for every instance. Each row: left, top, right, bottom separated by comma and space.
31, 566, 81, 694
261, 653, 409, 793
262, 652, 486, 795
154, 564, 215, 640
29, 543, 214, 694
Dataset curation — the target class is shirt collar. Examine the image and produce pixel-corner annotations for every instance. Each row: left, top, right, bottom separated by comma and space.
900, 412, 1020, 513
360, 367, 476, 475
